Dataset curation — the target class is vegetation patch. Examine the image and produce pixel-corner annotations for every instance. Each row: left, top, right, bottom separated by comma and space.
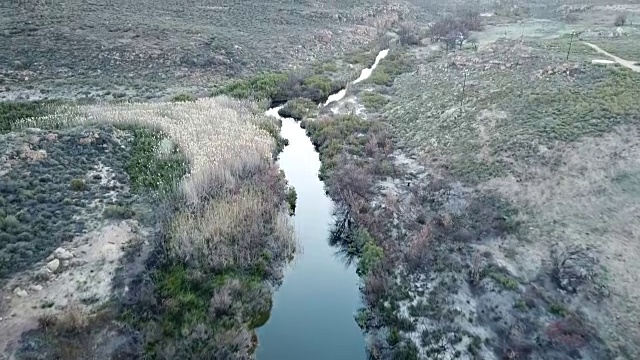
367, 50, 415, 87
0, 100, 60, 134
360, 91, 389, 112
212, 72, 344, 105
278, 97, 318, 120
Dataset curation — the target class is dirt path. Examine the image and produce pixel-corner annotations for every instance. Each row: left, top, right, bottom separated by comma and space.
582, 41, 640, 72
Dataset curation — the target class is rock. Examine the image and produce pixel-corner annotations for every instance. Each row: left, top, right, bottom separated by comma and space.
13, 287, 28, 297
45, 133, 58, 142
54, 247, 74, 260
29, 284, 43, 292
61, 260, 70, 267
47, 258, 60, 273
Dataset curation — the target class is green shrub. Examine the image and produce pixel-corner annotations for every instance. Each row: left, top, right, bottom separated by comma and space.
303, 75, 333, 97
370, 70, 393, 86
388, 328, 402, 346
285, 187, 297, 215
212, 72, 289, 100
368, 51, 415, 87
549, 302, 568, 317
393, 341, 419, 360
360, 92, 389, 111
0, 215, 20, 230
102, 205, 135, 219
487, 271, 519, 291
170, 93, 197, 102
69, 179, 86, 191
278, 97, 318, 120
322, 62, 338, 72
356, 230, 384, 276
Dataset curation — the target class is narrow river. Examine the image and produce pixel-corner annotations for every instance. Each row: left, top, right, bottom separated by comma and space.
257, 48, 389, 360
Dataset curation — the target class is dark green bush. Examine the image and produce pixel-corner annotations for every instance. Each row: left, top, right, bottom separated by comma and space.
170, 93, 197, 102
69, 179, 86, 191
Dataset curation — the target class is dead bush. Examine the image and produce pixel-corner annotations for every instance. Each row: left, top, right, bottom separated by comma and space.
363, 270, 390, 306
614, 13, 627, 26
37, 312, 58, 331
55, 308, 87, 334
398, 21, 420, 45
407, 224, 431, 270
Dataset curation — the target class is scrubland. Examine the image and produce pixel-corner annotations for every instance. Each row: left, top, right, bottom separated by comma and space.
297, 2, 640, 359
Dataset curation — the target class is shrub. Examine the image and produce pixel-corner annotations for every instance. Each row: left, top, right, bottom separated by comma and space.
278, 97, 318, 120
487, 271, 520, 291
361, 92, 389, 111
124, 128, 187, 193
102, 205, 135, 219
549, 302, 568, 317
322, 62, 338, 72
212, 72, 289, 100
170, 93, 197, 102
356, 230, 384, 276
614, 13, 627, 26
69, 179, 86, 191
398, 21, 421, 45
285, 186, 297, 215
303, 75, 333, 97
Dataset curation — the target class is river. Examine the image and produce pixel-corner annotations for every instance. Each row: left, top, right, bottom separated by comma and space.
257, 48, 389, 360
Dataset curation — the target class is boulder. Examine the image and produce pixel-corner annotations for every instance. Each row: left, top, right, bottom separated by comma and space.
13, 287, 27, 297
54, 247, 74, 260
47, 258, 60, 273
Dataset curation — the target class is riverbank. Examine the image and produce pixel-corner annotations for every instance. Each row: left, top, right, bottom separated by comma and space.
301, 8, 640, 360
0, 98, 296, 359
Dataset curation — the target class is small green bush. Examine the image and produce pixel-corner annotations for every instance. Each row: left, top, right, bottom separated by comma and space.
549, 302, 568, 317
322, 62, 338, 72
170, 93, 197, 102
369, 70, 393, 86
360, 92, 389, 111
69, 179, 86, 191
123, 127, 187, 193
278, 97, 318, 120
356, 230, 384, 276
487, 271, 519, 291
303, 75, 333, 96
212, 72, 289, 100
388, 328, 402, 346
285, 187, 297, 216
103, 205, 135, 219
